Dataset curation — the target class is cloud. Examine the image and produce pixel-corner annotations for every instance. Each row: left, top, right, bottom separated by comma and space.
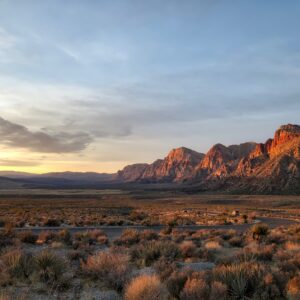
0, 159, 40, 167
0, 116, 93, 153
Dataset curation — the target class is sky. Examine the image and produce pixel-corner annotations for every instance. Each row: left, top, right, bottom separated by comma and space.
0, 0, 299, 173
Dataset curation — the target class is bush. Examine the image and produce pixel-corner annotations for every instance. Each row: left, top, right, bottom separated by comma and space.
74, 229, 108, 245
57, 229, 72, 245
228, 236, 243, 247
166, 271, 188, 298
125, 274, 169, 300
18, 231, 38, 244
36, 231, 55, 244
130, 241, 181, 267
44, 219, 61, 227
251, 223, 269, 241
214, 262, 263, 299
82, 251, 131, 291
210, 281, 227, 299
180, 278, 210, 300
287, 275, 300, 300
153, 258, 177, 281
34, 250, 66, 283
139, 230, 158, 241
180, 241, 197, 258
2, 250, 34, 280
114, 229, 140, 246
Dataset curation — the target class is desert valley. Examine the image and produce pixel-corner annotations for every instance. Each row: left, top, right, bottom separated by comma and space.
0, 1, 300, 299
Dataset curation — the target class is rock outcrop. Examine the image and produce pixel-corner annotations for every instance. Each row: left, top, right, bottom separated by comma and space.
116, 124, 300, 193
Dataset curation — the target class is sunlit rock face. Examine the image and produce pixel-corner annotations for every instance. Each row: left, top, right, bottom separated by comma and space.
115, 163, 149, 182
116, 124, 300, 193
117, 147, 204, 183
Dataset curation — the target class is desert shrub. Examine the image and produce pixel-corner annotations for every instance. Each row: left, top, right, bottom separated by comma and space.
253, 244, 275, 261
2, 250, 34, 280
68, 249, 85, 261
180, 241, 197, 258
3, 222, 14, 236
287, 275, 300, 300
44, 219, 61, 227
139, 230, 158, 241
204, 240, 222, 251
130, 241, 181, 267
214, 262, 263, 299
82, 251, 131, 291
154, 258, 177, 281
114, 229, 140, 246
34, 250, 66, 283
251, 223, 269, 241
252, 273, 281, 300
18, 231, 38, 244
161, 226, 173, 235
180, 277, 210, 300
285, 241, 300, 252
165, 271, 188, 299
236, 249, 257, 263
210, 281, 227, 299
0, 233, 14, 249
125, 274, 168, 300
228, 236, 243, 247
0, 293, 13, 300
36, 231, 55, 244
75, 230, 108, 245
57, 229, 72, 245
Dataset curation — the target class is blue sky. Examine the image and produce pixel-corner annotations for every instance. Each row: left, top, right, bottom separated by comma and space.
0, 0, 299, 172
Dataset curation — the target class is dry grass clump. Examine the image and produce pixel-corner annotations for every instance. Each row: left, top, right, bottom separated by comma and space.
114, 229, 140, 246
82, 251, 131, 291
210, 281, 227, 299
228, 236, 243, 247
74, 229, 108, 245
124, 274, 168, 300
180, 277, 210, 300
139, 229, 158, 241
179, 241, 197, 258
204, 240, 222, 251
130, 240, 181, 267
165, 270, 189, 299
2, 250, 34, 281
36, 231, 55, 245
287, 275, 300, 300
285, 241, 300, 252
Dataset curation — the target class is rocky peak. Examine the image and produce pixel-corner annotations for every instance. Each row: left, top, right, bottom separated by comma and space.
200, 144, 232, 171
272, 124, 300, 148
166, 147, 204, 163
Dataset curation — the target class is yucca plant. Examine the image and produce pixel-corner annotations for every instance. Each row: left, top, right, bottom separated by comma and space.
34, 250, 65, 283
214, 262, 263, 299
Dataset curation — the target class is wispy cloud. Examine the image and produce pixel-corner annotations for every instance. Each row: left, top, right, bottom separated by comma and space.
0, 116, 93, 153
0, 159, 40, 167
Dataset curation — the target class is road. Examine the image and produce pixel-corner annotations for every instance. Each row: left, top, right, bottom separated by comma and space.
7, 217, 298, 240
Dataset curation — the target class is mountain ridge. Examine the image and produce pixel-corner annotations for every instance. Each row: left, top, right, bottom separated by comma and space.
0, 124, 299, 193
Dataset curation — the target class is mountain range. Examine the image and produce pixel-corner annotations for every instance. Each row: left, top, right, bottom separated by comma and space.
1, 124, 299, 193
